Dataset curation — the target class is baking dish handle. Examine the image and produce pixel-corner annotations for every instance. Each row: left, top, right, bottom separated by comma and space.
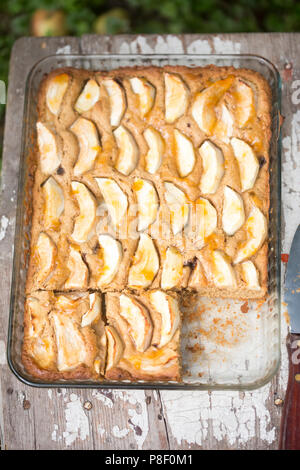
279, 333, 300, 450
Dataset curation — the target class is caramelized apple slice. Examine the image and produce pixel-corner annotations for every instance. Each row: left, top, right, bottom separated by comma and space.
164, 182, 189, 235
161, 247, 183, 290
192, 77, 234, 134
51, 310, 89, 372
103, 79, 126, 127
232, 79, 255, 128
37, 122, 61, 175
95, 177, 128, 228
199, 140, 224, 194
126, 347, 178, 373
143, 127, 164, 174
43, 177, 64, 230
70, 117, 100, 176
35, 232, 57, 284
133, 178, 159, 231
105, 325, 124, 370
81, 293, 101, 327
65, 246, 89, 289
222, 186, 245, 236
196, 197, 217, 242
114, 125, 139, 175
130, 77, 155, 117
149, 290, 180, 348
174, 129, 196, 177
71, 182, 97, 243
75, 79, 100, 114
26, 295, 56, 369
214, 103, 234, 139
234, 207, 267, 264
212, 250, 237, 288
46, 73, 69, 115
241, 261, 260, 289
231, 137, 259, 192
97, 234, 122, 287
188, 258, 207, 288
119, 294, 153, 352
164, 73, 188, 123
128, 233, 159, 288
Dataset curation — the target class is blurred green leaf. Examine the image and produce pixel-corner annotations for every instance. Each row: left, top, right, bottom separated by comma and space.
0, 0, 300, 167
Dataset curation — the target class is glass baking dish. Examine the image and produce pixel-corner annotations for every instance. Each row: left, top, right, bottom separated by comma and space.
7, 53, 282, 390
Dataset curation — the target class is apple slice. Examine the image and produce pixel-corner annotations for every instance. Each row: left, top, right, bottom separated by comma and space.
113, 125, 139, 175
46, 73, 69, 115
71, 182, 97, 243
232, 79, 255, 128
70, 117, 100, 176
97, 234, 122, 286
51, 310, 89, 372
164, 182, 189, 235
128, 233, 159, 288
143, 127, 164, 174
199, 140, 225, 194
214, 103, 234, 139
195, 197, 217, 242
222, 186, 245, 235
35, 232, 57, 284
119, 294, 153, 352
231, 137, 259, 192
103, 79, 126, 127
149, 290, 180, 348
95, 177, 128, 228
191, 77, 234, 134
130, 77, 155, 117
174, 129, 196, 177
43, 177, 64, 230
105, 325, 124, 370
37, 122, 61, 175
81, 293, 101, 327
212, 250, 237, 288
234, 206, 267, 264
133, 178, 159, 231
164, 73, 189, 123
188, 258, 207, 288
65, 246, 89, 289
161, 246, 183, 290
75, 79, 100, 114
126, 347, 178, 373
241, 261, 260, 289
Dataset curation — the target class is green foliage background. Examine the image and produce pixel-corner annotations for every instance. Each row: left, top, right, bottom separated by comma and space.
0, 0, 300, 164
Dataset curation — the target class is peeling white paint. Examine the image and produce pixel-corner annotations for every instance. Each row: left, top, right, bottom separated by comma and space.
213, 37, 241, 54
161, 387, 275, 447
52, 424, 58, 442
187, 39, 212, 54
0, 340, 6, 365
56, 45, 71, 54
63, 394, 89, 447
112, 425, 129, 438
119, 35, 184, 55
97, 425, 105, 437
0, 216, 9, 241
48, 390, 52, 400
92, 390, 114, 408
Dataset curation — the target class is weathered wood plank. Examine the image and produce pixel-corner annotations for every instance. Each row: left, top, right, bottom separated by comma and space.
1, 33, 299, 450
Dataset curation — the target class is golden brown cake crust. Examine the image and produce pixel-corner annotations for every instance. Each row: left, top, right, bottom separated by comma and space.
22, 64, 272, 383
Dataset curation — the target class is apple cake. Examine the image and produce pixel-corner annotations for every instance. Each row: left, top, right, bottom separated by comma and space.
22, 64, 271, 382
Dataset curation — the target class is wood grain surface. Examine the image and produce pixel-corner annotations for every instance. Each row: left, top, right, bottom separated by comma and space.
0, 33, 299, 450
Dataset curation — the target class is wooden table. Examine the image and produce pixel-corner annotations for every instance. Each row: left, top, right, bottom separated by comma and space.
0, 33, 298, 450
